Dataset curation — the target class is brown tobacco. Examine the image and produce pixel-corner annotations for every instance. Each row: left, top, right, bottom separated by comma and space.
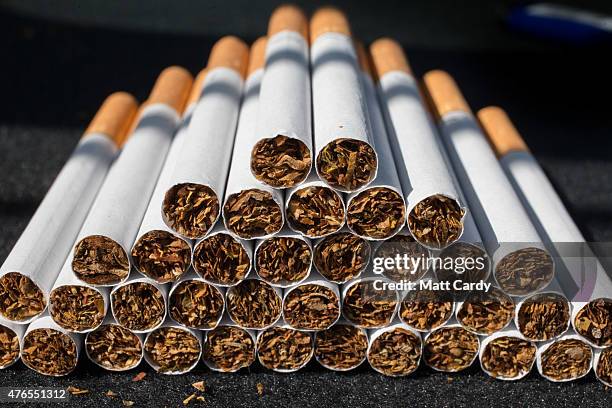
251, 135, 312, 188
0, 272, 45, 320
596, 347, 612, 386
162, 183, 219, 239
368, 327, 422, 376
72, 235, 130, 285
193, 233, 250, 286
517, 293, 570, 341
131, 230, 191, 283
457, 287, 514, 335
21, 328, 78, 376
494, 247, 554, 296
226, 280, 281, 328
436, 243, 490, 291
202, 326, 256, 372
540, 339, 592, 381
316, 138, 377, 191
86, 324, 143, 370
256, 237, 311, 285
0, 326, 20, 367
314, 324, 368, 370
342, 280, 398, 328
347, 187, 405, 239
169, 280, 224, 329
313, 232, 370, 283
407, 195, 464, 248
283, 284, 340, 330
287, 186, 345, 237
400, 289, 453, 331
374, 235, 429, 282
49, 286, 105, 332
145, 327, 201, 373
112, 282, 165, 331
481, 336, 536, 379
424, 326, 479, 372
224, 189, 283, 239
257, 327, 312, 370
574, 298, 612, 347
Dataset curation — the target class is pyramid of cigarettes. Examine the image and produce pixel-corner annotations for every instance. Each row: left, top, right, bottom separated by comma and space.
1, 5, 611, 386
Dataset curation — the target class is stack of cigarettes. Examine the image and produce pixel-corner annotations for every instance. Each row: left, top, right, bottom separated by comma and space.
1, 4, 609, 388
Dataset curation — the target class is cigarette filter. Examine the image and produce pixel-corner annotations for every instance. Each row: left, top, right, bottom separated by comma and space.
0, 318, 24, 369
251, 6, 312, 188
310, 8, 377, 192
479, 327, 537, 381
254, 229, 313, 287
455, 286, 515, 336
143, 318, 202, 375
110, 277, 167, 334
367, 321, 422, 377
536, 333, 593, 382
313, 229, 371, 284
314, 320, 368, 371
201, 315, 256, 372
256, 319, 314, 373
0, 92, 137, 323
162, 37, 248, 239
226, 278, 282, 330
341, 275, 399, 329
84, 315, 144, 372
370, 39, 465, 250
423, 70, 554, 297
593, 347, 612, 387
422, 322, 480, 372
168, 270, 225, 330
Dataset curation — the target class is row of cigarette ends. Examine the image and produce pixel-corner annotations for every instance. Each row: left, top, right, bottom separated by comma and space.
0, 5, 610, 388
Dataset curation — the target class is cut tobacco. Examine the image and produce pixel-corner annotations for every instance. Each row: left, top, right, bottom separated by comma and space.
256, 237, 311, 285
424, 326, 480, 372
251, 135, 312, 188
112, 282, 165, 331
436, 242, 490, 291
145, 327, 201, 373
226, 280, 281, 329
407, 195, 464, 249
313, 232, 370, 283
368, 327, 421, 376
494, 247, 554, 296
540, 339, 592, 381
283, 284, 340, 330
374, 235, 429, 283
131, 230, 191, 283
347, 187, 405, 239
49, 285, 105, 332
72, 235, 130, 285
86, 324, 143, 370
224, 189, 283, 239
0, 325, 20, 368
202, 326, 256, 372
21, 328, 78, 376
314, 324, 368, 370
574, 298, 612, 347
596, 347, 612, 386
400, 289, 453, 331
316, 138, 377, 191
193, 234, 250, 286
162, 183, 219, 239
517, 293, 570, 341
457, 287, 514, 335
257, 327, 312, 371
286, 186, 345, 237
0, 272, 45, 320
169, 280, 224, 329
481, 336, 536, 379
342, 280, 398, 328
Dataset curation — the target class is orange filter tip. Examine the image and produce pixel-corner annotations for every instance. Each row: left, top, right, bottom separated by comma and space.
478, 106, 529, 157
310, 7, 351, 42
248, 37, 268, 77
423, 70, 471, 119
148, 66, 194, 116
268, 4, 308, 39
369, 38, 411, 80
84, 91, 138, 146
207, 36, 250, 79
186, 68, 208, 109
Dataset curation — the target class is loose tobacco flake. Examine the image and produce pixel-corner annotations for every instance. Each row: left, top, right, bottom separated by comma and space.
192, 381, 206, 392
368, 328, 421, 376
517, 293, 570, 341
256, 237, 311, 285
314, 324, 368, 370
256, 383, 264, 396
481, 336, 536, 379
495, 247, 553, 296
286, 186, 345, 237
224, 189, 283, 239
347, 187, 405, 239
0, 272, 45, 320
400, 289, 454, 331
257, 327, 312, 371
407, 195, 464, 249
86, 324, 143, 371
72, 235, 130, 285
163, 183, 219, 239
67, 386, 89, 395
574, 298, 612, 347
145, 327, 201, 373
226, 280, 281, 329
313, 232, 370, 283
424, 326, 479, 372
251, 135, 311, 188
169, 280, 224, 329
22, 328, 78, 376
316, 138, 377, 191
49, 285, 105, 332
374, 235, 429, 283
131, 230, 191, 283
0, 325, 20, 368
112, 282, 165, 331
540, 339, 592, 381
202, 326, 256, 372
193, 233, 250, 286
283, 284, 340, 330
132, 371, 146, 382
342, 280, 398, 328
457, 287, 514, 335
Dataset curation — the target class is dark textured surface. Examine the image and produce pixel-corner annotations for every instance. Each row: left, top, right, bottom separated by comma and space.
1, 2, 612, 407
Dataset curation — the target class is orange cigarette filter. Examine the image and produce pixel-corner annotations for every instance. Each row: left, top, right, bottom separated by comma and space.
478, 106, 529, 157
84, 92, 138, 146
423, 70, 471, 119
268, 4, 308, 39
122, 103, 148, 146
248, 37, 268, 77
207, 36, 250, 79
186, 68, 208, 109
369, 38, 412, 80
310, 7, 351, 42
148, 66, 194, 116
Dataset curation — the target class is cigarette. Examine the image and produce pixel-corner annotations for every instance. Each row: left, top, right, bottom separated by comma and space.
254, 230, 313, 287
201, 316, 256, 372
370, 39, 465, 249
226, 278, 282, 329
367, 321, 422, 376
0, 318, 24, 369
310, 8, 377, 192
0, 92, 137, 322
455, 286, 515, 335
314, 321, 368, 371
110, 278, 167, 333
423, 322, 480, 372
536, 333, 593, 382
162, 37, 248, 239
594, 347, 612, 387
256, 319, 314, 372
477, 106, 612, 347
423, 70, 554, 296
168, 270, 225, 330
515, 291, 571, 341
373, 229, 430, 283
251, 5, 312, 188
479, 328, 537, 380
84, 315, 143, 371
21, 315, 82, 376
143, 319, 202, 374
344, 42, 406, 240
341, 276, 399, 328
435, 239, 491, 295
399, 282, 455, 332
72, 67, 193, 286
312, 229, 371, 284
